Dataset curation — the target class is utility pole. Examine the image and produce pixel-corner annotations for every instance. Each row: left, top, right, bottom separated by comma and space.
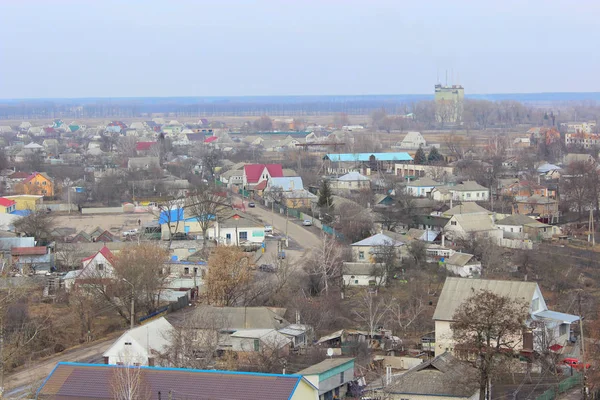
0, 318, 4, 398
285, 206, 289, 248
579, 290, 588, 400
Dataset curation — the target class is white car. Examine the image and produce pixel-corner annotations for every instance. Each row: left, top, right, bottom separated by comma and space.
302, 219, 312, 226
122, 229, 138, 237
264, 225, 273, 233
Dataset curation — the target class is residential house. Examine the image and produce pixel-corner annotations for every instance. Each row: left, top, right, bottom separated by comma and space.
103, 317, 174, 366
565, 132, 600, 148
350, 233, 404, 263
562, 121, 597, 134
78, 246, 116, 281
395, 163, 455, 180
343, 263, 384, 287
135, 141, 157, 155
229, 329, 292, 355
16, 172, 54, 197
444, 214, 502, 242
280, 190, 318, 209
2, 194, 43, 211
267, 176, 304, 192
431, 181, 489, 202
537, 163, 562, 181
11, 246, 53, 274
220, 168, 244, 187
515, 195, 559, 222
502, 180, 550, 200
443, 252, 481, 277
278, 324, 311, 349
406, 177, 443, 197
442, 202, 493, 218
242, 164, 284, 190
414, 215, 450, 233
398, 131, 427, 149
378, 352, 479, 400
433, 277, 579, 356
211, 211, 265, 246
0, 198, 16, 214
373, 194, 394, 207
329, 171, 371, 191
496, 214, 557, 240
37, 362, 318, 400
242, 136, 265, 146
298, 358, 355, 400
127, 156, 160, 171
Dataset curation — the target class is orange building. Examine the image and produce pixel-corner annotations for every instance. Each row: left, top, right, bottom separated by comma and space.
16, 172, 54, 197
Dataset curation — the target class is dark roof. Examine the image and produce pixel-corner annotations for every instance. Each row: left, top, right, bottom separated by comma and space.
413, 214, 450, 228
186, 133, 205, 142
386, 352, 478, 397
187, 305, 289, 330
38, 362, 310, 400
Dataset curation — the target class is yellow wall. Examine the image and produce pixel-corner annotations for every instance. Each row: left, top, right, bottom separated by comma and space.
290, 379, 319, 400
4, 195, 43, 211
17, 174, 54, 197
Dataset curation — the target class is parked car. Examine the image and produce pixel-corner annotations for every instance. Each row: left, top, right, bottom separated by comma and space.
278, 251, 286, 259
122, 229, 138, 237
264, 225, 273, 233
248, 202, 256, 208
561, 358, 591, 370
302, 219, 312, 226
258, 264, 276, 273
171, 232, 189, 240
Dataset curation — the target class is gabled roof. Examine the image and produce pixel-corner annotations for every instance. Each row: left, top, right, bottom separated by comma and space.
343, 262, 378, 276
189, 305, 289, 330
37, 362, 313, 400
23, 172, 52, 184
449, 214, 495, 232
407, 177, 441, 187
496, 214, 538, 226
253, 180, 268, 190
11, 246, 46, 256
230, 329, 292, 348
0, 198, 16, 207
268, 176, 304, 191
243, 164, 284, 183
82, 246, 115, 265
452, 180, 487, 191
337, 171, 369, 181
386, 352, 478, 397
9, 171, 31, 180
443, 202, 492, 216
433, 277, 538, 321
103, 317, 173, 359
445, 252, 476, 267
351, 233, 404, 247
298, 357, 354, 376
204, 135, 218, 143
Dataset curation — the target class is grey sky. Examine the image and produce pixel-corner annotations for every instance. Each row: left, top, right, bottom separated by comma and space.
1, 0, 598, 98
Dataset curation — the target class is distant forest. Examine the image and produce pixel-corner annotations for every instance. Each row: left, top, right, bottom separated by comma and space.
1, 93, 600, 119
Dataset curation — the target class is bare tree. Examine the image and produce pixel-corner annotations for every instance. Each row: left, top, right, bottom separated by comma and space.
205, 246, 252, 306
110, 364, 151, 400
13, 210, 55, 245
452, 289, 530, 400
303, 233, 344, 295
186, 187, 231, 247
352, 290, 390, 338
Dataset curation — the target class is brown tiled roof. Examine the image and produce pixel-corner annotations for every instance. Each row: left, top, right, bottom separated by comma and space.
38, 362, 310, 400
11, 246, 46, 256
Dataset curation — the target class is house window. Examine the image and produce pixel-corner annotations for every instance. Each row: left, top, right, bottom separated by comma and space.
42, 181, 46, 185
451, 221, 457, 226
358, 251, 365, 260
97, 263, 104, 271
466, 193, 471, 198
340, 371, 344, 384
194, 267, 198, 276
560, 324, 568, 336
253, 339, 260, 351
184, 267, 190, 275
239, 231, 248, 240
510, 228, 513, 232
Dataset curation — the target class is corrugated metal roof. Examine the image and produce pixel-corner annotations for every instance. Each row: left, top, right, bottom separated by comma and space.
533, 310, 579, 324
433, 277, 537, 321
297, 357, 354, 376
38, 362, 310, 400
351, 233, 404, 247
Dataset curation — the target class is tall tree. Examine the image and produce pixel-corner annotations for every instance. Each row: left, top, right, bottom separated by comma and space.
317, 179, 334, 221
427, 146, 444, 164
414, 146, 427, 165
205, 247, 252, 306
13, 210, 55, 245
186, 187, 231, 247
451, 289, 529, 400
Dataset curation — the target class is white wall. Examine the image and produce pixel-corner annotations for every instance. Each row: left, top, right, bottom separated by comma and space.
343, 273, 382, 287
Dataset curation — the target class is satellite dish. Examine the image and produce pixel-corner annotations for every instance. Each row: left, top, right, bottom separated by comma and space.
327, 348, 334, 357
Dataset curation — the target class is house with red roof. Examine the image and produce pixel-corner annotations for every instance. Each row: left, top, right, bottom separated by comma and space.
204, 135, 219, 144
0, 198, 16, 214
243, 164, 284, 190
79, 246, 116, 280
11, 246, 53, 274
135, 141, 157, 155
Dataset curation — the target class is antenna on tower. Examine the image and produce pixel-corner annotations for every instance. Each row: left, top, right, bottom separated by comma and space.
445, 70, 448, 86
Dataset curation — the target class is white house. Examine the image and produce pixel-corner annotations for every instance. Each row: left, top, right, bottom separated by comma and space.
406, 177, 443, 197
443, 252, 481, 277
398, 132, 427, 149
229, 329, 292, 353
103, 317, 174, 366
433, 277, 579, 357
350, 233, 404, 263
330, 172, 370, 190
211, 211, 265, 246
343, 263, 385, 287
432, 181, 489, 202
78, 246, 116, 280
444, 213, 502, 243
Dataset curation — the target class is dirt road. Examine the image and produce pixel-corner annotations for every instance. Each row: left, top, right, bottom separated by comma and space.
4, 337, 115, 396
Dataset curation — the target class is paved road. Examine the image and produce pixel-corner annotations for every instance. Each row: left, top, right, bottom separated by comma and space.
4, 336, 115, 397
245, 203, 321, 251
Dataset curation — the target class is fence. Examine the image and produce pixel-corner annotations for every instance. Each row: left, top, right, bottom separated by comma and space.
534, 373, 581, 400
81, 207, 124, 214
323, 224, 344, 240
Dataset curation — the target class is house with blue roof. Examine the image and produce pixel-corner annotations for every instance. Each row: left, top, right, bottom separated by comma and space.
323, 152, 412, 176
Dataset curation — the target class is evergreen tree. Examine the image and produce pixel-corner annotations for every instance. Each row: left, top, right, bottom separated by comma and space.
427, 146, 443, 163
414, 146, 427, 165
317, 179, 334, 210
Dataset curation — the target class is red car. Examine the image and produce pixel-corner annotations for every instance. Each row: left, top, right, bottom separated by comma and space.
562, 358, 591, 370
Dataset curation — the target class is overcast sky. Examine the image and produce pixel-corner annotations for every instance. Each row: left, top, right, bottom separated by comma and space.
1, 0, 598, 98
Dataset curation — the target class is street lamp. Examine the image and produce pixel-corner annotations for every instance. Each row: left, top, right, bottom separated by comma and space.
122, 278, 135, 330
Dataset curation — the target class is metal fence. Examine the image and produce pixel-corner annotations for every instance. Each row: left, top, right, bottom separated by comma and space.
534, 373, 581, 400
